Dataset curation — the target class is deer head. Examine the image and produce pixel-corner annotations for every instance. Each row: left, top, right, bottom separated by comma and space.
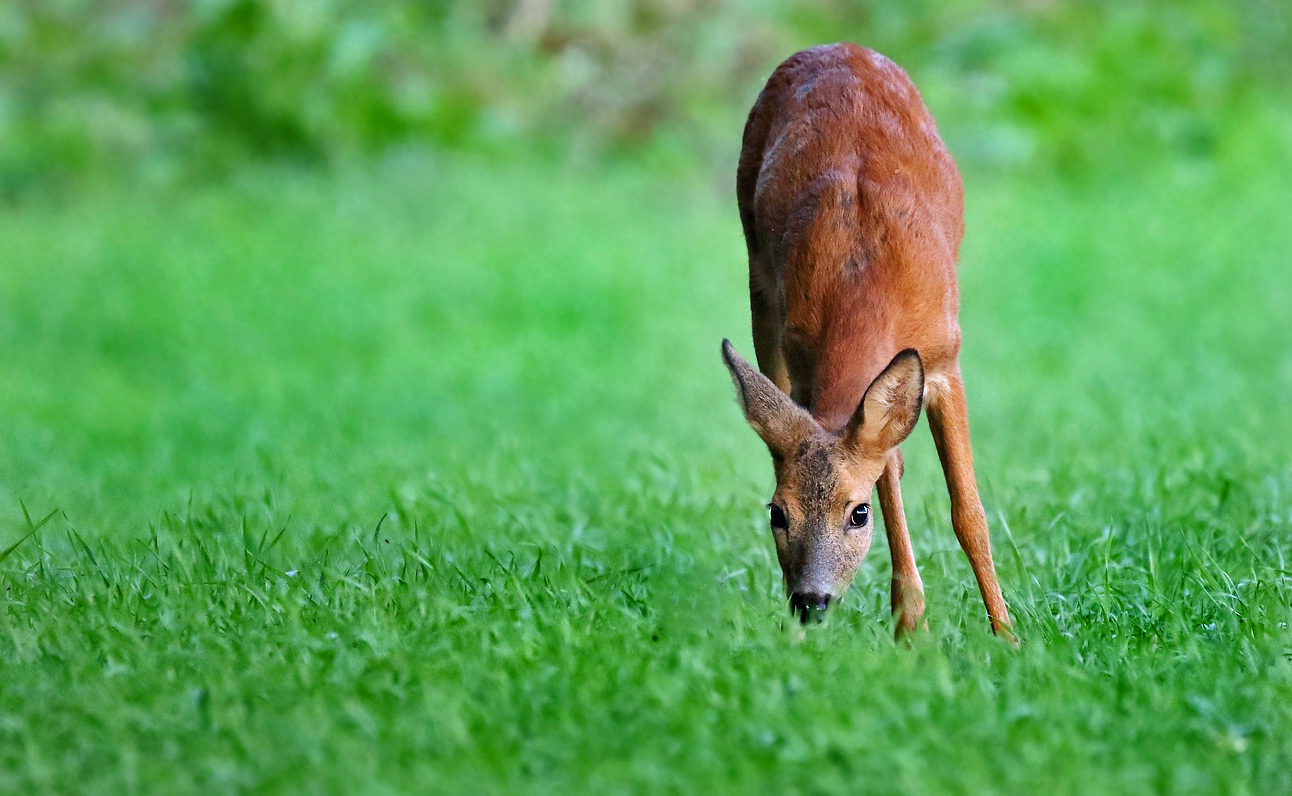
722, 340, 924, 623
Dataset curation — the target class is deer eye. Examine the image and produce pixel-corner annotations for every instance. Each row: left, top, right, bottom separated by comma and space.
768, 503, 788, 530
848, 503, 871, 529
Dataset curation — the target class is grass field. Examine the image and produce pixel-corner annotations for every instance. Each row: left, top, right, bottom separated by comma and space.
2, 148, 1291, 794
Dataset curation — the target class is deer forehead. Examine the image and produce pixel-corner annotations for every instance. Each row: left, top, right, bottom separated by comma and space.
775, 437, 883, 518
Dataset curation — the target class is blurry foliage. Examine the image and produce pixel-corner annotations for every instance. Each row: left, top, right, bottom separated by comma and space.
1, 0, 1290, 195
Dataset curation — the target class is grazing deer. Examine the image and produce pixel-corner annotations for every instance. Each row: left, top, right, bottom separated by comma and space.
722, 43, 1013, 639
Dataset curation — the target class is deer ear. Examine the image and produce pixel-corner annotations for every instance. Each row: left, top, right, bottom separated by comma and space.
722, 339, 819, 458
845, 349, 924, 455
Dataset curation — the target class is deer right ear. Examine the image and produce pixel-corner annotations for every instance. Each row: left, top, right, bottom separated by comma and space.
722, 339, 819, 457
844, 348, 924, 455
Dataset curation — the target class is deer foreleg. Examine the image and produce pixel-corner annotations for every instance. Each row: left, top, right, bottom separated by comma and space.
926, 370, 1014, 641
877, 448, 926, 638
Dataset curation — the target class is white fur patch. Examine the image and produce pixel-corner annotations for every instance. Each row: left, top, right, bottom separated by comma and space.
924, 373, 951, 402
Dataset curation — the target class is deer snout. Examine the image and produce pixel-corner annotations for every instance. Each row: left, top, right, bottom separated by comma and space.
789, 592, 832, 625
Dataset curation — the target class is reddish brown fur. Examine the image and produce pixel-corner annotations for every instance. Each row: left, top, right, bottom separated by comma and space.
730, 43, 1013, 639
738, 44, 962, 431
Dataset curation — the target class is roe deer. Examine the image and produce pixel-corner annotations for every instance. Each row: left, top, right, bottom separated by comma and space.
722, 43, 1013, 639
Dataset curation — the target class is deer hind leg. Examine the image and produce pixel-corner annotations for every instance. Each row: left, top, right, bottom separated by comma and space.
749, 279, 791, 396
878, 448, 926, 638
925, 369, 1015, 640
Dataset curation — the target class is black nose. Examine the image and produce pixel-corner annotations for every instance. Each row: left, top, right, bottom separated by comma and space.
789, 592, 832, 625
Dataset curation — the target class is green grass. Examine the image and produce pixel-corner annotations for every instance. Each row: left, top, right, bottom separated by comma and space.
2, 150, 1291, 794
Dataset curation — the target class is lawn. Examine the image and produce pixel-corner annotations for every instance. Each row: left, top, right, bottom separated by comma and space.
2, 148, 1291, 794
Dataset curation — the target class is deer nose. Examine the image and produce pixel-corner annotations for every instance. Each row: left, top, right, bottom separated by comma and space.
789, 592, 832, 625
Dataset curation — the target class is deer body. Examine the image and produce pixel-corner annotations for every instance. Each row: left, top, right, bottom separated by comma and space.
723, 43, 1012, 638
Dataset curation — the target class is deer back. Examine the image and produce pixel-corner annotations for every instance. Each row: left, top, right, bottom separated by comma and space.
736, 43, 966, 432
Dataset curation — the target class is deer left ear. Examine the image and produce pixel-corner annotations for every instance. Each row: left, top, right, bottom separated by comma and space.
845, 349, 924, 454
721, 339, 820, 458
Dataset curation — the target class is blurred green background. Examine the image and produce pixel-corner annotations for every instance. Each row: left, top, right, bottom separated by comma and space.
4, 0, 1291, 195
4, 2, 1292, 794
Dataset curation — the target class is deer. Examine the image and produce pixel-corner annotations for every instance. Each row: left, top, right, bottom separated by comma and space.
722, 42, 1013, 640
